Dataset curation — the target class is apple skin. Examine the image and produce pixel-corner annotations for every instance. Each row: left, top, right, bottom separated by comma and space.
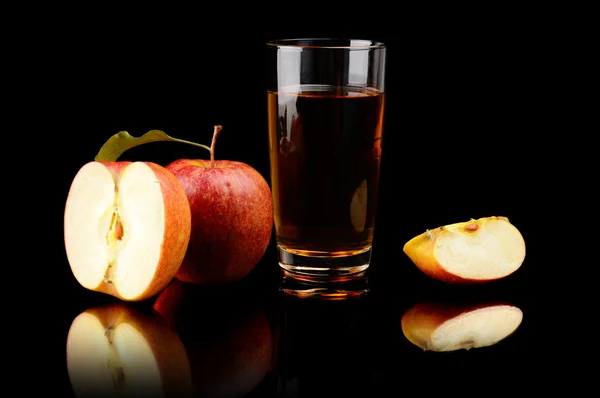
403, 216, 525, 284
153, 280, 273, 397
165, 159, 273, 284
401, 301, 523, 352
64, 161, 192, 301
66, 302, 194, 398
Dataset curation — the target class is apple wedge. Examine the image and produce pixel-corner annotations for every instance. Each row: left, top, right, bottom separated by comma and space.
66, 303, 194, 397
64, 161, 191, 301
403, 216, 525, 284
401, 301, 523, 352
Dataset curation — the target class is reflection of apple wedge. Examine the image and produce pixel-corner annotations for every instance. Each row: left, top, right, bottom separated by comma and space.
66, 303, 193, 398
401, 301, 523, 352
153, 280, 272, 398
350, 179, 368, 233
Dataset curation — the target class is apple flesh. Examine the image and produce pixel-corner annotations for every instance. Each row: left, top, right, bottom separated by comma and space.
401, 301, 523, 352
165, 158, 273, 284
403, 216, 525, 284
153, 280, 273, 397
64, 161, 192, 301
66, 303, 194, 398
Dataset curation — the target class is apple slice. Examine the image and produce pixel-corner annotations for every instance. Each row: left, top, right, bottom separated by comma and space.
66, 303, 193, 397
401, 301, 523, 352
403, 216, 525, 284
64, 161, 191, 301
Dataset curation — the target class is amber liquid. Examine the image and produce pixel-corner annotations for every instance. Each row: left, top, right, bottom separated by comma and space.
268, 85, 385, 256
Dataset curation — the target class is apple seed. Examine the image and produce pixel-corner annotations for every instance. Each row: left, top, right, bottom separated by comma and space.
106, 211, 125, 243
115, 219, 123, 240
103, 199, 124, 285
465, 223, 479, 232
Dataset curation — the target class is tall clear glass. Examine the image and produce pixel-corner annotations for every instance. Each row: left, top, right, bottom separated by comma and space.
266, 38, 387, 281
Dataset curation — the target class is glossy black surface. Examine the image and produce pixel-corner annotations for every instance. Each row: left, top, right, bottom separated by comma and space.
45, 30, 545, 397
59, 240, 532, 397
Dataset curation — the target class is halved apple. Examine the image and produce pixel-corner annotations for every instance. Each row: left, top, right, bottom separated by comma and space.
64, 161, 191, 301
66, 303, 193, 397
403, 216, 525, 284
401, 301, 523, 352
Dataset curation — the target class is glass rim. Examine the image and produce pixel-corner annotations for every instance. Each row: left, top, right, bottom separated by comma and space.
266, 38, 386, 50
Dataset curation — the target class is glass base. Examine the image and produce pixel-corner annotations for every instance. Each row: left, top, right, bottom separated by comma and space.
277, 245, 371, 283
279, 269, 370, 299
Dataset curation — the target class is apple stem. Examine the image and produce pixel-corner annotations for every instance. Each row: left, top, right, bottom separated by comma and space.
210, 125, 223, 168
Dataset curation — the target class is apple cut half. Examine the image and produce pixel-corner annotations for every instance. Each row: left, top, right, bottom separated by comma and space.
66, 303, 193, 397
64, 161, 191, 301
403, 216, 526, 284
401, 301, 523, 352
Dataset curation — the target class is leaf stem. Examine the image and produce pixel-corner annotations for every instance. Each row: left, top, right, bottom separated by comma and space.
94, 130, 214, 162
210, 125, 223, 168
169, 137, 212, 153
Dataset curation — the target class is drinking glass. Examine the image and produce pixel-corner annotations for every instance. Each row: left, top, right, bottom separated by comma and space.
266, 38, 387, 281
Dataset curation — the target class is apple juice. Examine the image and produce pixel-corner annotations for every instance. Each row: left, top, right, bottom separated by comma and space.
268, 84, 385, 256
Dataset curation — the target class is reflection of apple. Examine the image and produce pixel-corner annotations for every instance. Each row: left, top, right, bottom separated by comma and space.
64, 161, 191, 301
165, 126, 273, 285
403, 216, 526, 284
153, 280, 273, 397
401, 301, 523, 352
66, 303, 193, 398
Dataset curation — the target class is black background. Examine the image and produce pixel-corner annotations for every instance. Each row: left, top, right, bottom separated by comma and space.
22, 9, 560, 396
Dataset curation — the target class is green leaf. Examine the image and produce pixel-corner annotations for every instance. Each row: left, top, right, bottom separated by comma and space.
95, 130, 211, 162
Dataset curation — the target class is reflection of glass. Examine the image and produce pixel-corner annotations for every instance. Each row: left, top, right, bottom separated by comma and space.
279, 269, 370, 300
66, 280, 273, 398
401, 301, 523, 352
272, 288, 373, 396
66, 303, 194, 398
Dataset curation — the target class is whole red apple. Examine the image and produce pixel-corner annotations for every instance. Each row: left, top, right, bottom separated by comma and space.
166, 126, 274, 284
